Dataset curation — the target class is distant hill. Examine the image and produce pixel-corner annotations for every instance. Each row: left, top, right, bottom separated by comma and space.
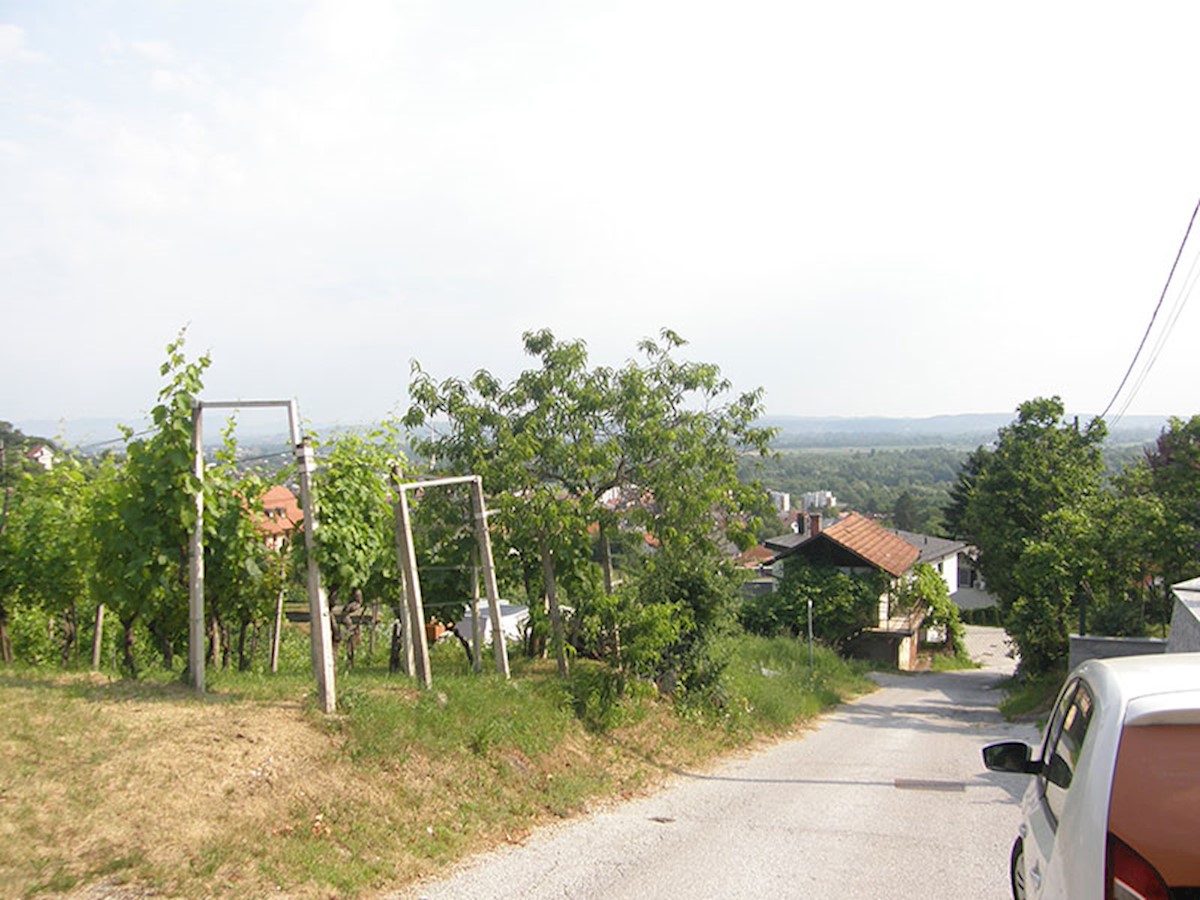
16, 411, 1172, 453
759, 413, 1169, 449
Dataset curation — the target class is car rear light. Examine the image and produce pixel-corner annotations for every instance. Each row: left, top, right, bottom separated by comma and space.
1107, 833, 1170, 900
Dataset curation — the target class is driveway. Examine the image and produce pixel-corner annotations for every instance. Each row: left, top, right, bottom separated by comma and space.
404, 626, 1040, 899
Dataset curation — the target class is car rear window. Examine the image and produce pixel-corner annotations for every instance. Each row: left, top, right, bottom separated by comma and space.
1108, 724, 1200, 888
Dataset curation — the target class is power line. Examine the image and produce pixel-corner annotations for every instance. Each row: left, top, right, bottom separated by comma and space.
1114, 245, 1200, 423
1100, 195, 1200, 421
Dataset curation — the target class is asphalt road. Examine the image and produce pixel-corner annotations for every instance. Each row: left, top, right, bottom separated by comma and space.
403, 627, 1041, 900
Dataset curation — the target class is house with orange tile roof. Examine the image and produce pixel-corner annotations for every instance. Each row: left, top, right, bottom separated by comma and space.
764, 511, 931, 669
257, 485, 302, 551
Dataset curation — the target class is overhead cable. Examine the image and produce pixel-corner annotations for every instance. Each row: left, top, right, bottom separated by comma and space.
1099, 195, 1200, 422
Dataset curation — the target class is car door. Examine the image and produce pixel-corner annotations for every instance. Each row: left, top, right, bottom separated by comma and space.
1021, 678, 1095, 899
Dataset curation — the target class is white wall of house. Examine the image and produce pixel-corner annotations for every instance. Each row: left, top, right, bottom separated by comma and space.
933, 553, 958, 598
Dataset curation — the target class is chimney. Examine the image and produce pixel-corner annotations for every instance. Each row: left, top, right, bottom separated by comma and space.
809, 512, 822, 537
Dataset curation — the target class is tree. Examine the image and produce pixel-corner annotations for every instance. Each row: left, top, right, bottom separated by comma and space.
1144, 415, 1200, 588
0, 458, 94, 665
89, 332, 211, 675
202, 423, 280, 670
406, 329, 774, 685
741, 559, 883, 649
306, 426, 402, 668
893, 563, 966, 657
949, 397, 1107, 673
892, 491, 918, 531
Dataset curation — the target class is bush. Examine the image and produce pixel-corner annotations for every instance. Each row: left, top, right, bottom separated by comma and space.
741, 560, 881, 649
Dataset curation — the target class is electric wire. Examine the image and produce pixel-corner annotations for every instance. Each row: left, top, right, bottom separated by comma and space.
1099, 195, 1200, 422
1113, 235, 1200, 424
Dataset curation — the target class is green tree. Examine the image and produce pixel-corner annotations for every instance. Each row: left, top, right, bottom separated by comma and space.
406, 329, 773, 685
892, 491, 918, 531
893, 562, 966, 657
1144, 415, 1200, 587
307, 426, 402, 668
741, 559, 883, 649
202, 422, 280, 670
0, 458, 95, 665
950, 397, 1107, 673
89, 332, 210, 675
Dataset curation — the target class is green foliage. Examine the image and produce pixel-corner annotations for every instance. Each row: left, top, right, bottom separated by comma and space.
1144, 415, 1200, 588
88, 331, 211, 673
947, 397, 1107, 674
893, 563, 966, 656
742, 559, 883, 649
0, 457, 96, 665
743, 446, 964, 533
406, 328, 773, 685
309, 426, 402, 605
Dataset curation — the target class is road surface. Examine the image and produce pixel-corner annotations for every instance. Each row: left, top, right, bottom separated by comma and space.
403, 627, 1040, 899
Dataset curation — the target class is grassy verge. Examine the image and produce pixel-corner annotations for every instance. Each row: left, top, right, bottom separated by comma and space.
997, 667, 1066, 721
0, 631, 871, 899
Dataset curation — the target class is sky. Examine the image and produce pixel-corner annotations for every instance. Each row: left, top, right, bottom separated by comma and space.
3, 0, 1199, 433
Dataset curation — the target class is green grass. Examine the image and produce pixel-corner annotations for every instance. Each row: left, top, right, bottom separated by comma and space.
720, 634, 874, 731
998, 668, 1066, 721
0, 629, 874, 898
929, 651, 981, 672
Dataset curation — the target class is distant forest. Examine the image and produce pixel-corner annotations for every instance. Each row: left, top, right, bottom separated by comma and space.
741, 442, 1152, 537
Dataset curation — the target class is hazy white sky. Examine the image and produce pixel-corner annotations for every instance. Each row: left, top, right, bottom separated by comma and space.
3, 0, 1199, 428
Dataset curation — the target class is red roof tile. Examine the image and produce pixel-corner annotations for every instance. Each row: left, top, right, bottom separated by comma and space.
821, 512, 919, 577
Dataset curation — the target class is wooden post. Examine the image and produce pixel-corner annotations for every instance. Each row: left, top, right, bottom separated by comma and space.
469, 547, 483, 674
188, 403, 205, 693
91, 604, 105, 670
392, 468, 432, 687
294, 430, 337, 714
470, 479, 510, 678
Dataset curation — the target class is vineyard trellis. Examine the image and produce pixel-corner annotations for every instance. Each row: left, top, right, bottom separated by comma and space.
188, 399, 337, 713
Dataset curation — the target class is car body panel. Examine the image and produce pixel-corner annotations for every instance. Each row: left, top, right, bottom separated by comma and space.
987, 652, 1200, 900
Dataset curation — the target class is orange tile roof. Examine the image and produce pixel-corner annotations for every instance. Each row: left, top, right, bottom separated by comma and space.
821, 512, 919, 577
258, 485, 302, 536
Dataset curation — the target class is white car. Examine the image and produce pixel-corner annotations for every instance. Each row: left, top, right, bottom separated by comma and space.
983, 652, 1200, 900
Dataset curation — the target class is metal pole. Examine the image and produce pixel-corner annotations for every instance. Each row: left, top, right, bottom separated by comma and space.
188, 403, 205, 693
807, 596, 815, 676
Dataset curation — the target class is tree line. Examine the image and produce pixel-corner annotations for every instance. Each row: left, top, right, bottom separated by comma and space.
0, 329, 777, 704
945, 396, 1200, 675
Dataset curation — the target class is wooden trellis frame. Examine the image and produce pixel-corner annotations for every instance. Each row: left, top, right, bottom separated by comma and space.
188, 400, 337, 713
390, 469, 510, 687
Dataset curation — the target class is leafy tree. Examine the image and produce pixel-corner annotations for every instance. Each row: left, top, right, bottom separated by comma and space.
1144, 415, 1200, 589
741, 559, 883, 649
307, 426, 402, 667
0, 458, 95, 664
893, 563, 966, 657
203, 422, 281, 670
406, 329, 773, 685
89, 332, 210, 675
949, 397, 1106, 673
892, 491, 918, 531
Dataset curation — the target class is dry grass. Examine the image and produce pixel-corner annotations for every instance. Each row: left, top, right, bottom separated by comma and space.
0, 645, 870, 899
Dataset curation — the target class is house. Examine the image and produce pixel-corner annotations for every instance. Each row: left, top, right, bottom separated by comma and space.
24, 444, 54, 471
766, 511, 927, 670
257, 485, 302, 551
886, 528, 967, 601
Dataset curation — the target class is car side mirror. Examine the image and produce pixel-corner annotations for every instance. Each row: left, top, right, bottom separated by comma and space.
982, 741, 1040, 775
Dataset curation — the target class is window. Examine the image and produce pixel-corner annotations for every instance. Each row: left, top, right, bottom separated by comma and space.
1042, 681, 1095, 825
